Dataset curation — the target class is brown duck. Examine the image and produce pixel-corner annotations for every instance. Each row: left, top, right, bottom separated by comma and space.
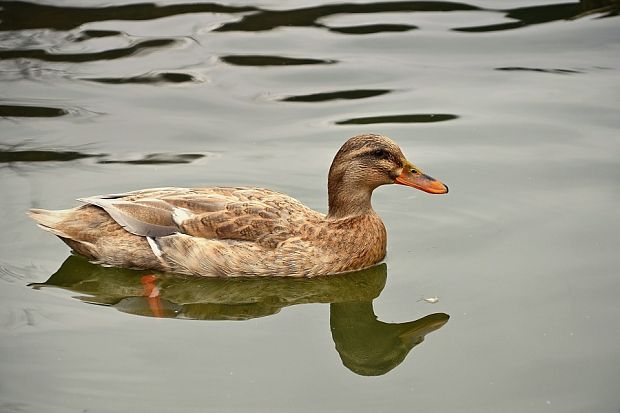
28, 134, 448, 277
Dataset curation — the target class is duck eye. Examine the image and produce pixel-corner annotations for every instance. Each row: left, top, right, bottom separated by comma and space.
373, 149, 387, 158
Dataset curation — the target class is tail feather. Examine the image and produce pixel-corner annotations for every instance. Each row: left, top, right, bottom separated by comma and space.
27, 208, 73, 238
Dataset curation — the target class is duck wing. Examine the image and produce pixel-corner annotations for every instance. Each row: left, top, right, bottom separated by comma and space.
79, 187, 323, 247
77, 196, 178, 237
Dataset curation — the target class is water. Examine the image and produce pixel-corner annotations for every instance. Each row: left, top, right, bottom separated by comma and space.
1, 0, 619, 411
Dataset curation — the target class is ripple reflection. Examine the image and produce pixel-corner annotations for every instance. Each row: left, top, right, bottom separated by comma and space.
0, 104, 67, 118
83, 72, 198, 85
221, 55, 337, 67
282, 89, 391, 102
1, 0, 614, 36
73, 30, 123, 42
0, 1, 255, 31
215, 1, 479, 32
0, 148, 99, 163
327, 23, 418, 34
0, 38, 178, 63
337, 113, 458, 125
0, 145, 207, 165
495, 66, 583, 75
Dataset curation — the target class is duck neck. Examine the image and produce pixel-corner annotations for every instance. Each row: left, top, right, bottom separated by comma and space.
327, 175, 375, 220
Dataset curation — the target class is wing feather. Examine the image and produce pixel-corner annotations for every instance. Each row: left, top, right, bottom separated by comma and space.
78, 198, 179, 237
79, 187, 324, 247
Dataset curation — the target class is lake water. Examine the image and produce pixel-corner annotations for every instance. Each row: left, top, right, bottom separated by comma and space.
1, 1, 619, 412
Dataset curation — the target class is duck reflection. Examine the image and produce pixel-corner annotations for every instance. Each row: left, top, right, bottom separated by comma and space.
331, 304, 448, 376
31, 255, 449, 376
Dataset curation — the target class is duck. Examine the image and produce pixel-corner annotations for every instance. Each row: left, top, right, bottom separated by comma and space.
28, 134, 448, 277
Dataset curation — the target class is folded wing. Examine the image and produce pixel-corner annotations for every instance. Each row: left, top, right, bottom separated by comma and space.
79, 187, 323, 248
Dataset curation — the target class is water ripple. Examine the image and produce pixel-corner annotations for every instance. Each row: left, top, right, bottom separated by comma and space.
72, 30, 124, 42
83, 72, 199, 85
282, 89, 392, 102
495, 66, 583, 75
326, 23, 418, 34
0, 1, 256, 32
0, 38, 178, 63
221, 55, 336, 67
0, 104, 68, 118
98, 153, 206, 165
336, 113, 458, 125
0, 145, 208, 165
215, 1, 480, 32
453, 2, 581, 32
1, 0, 615, 38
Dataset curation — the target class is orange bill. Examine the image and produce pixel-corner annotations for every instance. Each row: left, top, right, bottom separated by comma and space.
394, 163, 448, 194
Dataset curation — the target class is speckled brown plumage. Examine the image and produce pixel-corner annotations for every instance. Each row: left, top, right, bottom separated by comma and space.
28, 134, 448, 277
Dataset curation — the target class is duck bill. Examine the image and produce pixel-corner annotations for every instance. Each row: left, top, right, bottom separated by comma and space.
394, 163, 448, 194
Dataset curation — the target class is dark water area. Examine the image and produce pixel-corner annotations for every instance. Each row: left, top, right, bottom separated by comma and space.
1, 0, 619, 412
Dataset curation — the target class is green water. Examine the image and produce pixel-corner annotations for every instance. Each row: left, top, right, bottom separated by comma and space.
1, 1, 619, 412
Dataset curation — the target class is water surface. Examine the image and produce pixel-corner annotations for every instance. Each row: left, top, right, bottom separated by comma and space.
1, 1, 619, 412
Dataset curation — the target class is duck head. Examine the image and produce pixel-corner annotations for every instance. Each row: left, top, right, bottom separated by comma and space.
327, 134, 448, 218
